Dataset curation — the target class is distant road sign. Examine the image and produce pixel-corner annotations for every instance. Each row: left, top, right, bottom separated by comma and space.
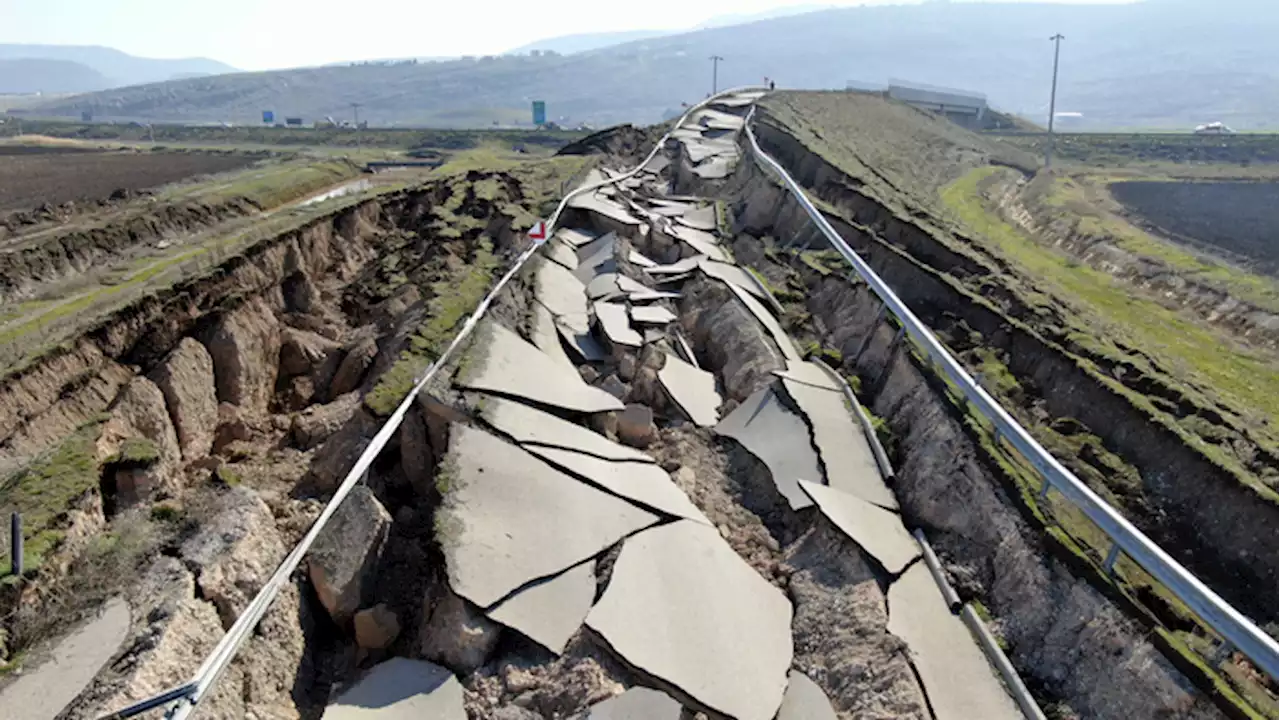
532, 100, 546, 126
528, 220, 548, 244
262, 110, 274, 124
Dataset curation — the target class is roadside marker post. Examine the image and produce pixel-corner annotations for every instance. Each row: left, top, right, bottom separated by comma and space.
528, 220, 548, 245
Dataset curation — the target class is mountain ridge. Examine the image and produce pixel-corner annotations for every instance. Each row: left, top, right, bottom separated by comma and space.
21, 0, 1279, 130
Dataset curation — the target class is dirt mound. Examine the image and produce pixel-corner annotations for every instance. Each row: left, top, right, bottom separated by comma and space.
556, 124, 662, 167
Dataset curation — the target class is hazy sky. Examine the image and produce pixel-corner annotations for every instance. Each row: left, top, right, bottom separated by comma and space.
2, 0, 1132, 71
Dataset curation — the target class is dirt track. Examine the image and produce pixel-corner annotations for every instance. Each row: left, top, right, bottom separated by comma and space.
0, 149, 258, 212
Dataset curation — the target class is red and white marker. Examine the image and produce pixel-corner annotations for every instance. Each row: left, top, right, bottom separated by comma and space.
527, 220, 548, 244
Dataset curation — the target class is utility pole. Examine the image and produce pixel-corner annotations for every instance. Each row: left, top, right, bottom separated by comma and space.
709, 55, 724, 95
350, 102, 362, 149
1045, 34, 1064, 169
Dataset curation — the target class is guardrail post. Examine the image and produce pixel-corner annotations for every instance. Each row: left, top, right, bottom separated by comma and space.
871, 324, 906, 396
850, 305, 887, 364
1037, 479, 1054, 502
1212, 639, 1236, 666
9, 512, 20, 578
1103, 542, 1122, 575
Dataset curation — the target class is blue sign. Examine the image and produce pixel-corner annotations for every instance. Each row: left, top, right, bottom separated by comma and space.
532, 101, 546, 126
262, 110, 274, 124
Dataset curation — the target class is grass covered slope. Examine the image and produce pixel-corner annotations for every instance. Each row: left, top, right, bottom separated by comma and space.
757, 86, 1279, 720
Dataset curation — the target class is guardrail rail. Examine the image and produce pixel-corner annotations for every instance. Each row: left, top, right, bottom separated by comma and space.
101, 86, 768, 720
743, 107, 1279, 683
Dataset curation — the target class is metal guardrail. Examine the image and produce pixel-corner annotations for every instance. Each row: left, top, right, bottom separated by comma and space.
101, 85, 766, 720
743, 109, 1280, 681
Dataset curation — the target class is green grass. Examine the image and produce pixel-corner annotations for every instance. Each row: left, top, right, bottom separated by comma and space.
941, 168, 1278, 466
365, 239, 499, 417
107, 437, 159, 466
0, 419, 105, 578
1031, 174, 1277, 310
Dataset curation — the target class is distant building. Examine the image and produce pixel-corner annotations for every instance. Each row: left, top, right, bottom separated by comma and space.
886, 80, 988, 129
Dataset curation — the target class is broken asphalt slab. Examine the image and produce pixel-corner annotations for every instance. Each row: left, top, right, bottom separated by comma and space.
456, 320, 622, 414
779, 377, 896, 510
586, 687, 683, 719
487, 560, 596, 655
657, 353, 721, 427
888, 563, 1022, 720
714, 385, 822, 511
524, 443, 710, 525
777, 670, 838, 720
478, 396, 653, 463
322, 658, 464, 719
798, 479, 919, 575
438, 424, 658, 607
586, 520, 793, 720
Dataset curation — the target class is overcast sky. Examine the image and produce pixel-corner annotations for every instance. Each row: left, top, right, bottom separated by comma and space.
2, 0, 1133, 71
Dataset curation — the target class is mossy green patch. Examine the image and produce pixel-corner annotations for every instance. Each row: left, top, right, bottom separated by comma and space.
365, 239, 499, 416
0, 419, 105, 578
107, 437, 160, 466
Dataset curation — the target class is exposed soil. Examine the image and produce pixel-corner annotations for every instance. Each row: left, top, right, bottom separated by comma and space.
0, 157, 581, 718
724, 112, 1278, 717
0, 149, 259, 213
1109, 181, 1280, 274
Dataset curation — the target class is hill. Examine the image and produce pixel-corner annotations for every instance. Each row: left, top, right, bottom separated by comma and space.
26, 0, 1278, 129
0, 44, 236, 88
0, 58, 111, 94
505, 30, 670, 56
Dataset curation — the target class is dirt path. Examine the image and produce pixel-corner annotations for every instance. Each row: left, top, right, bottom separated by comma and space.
0, 598, 130, 719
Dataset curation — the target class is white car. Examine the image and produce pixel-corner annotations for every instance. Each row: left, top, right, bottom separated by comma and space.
1193, 121, 1235, 134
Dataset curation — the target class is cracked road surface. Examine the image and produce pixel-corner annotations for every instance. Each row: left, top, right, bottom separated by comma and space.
328, 89, 1026, 719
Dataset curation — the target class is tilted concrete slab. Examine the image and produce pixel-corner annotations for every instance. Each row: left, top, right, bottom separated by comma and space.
780, 377, 896, 510
714, 386, 822, 510
439, 425, 658, 607
557, 323, 608, 362
487, 560, 595, 655
676, 205, 717, 230
644, 256, 704, 275
536, 260, 591, 333
777, 670, 838, 720
691, 108, 746, 131
586, 687, 683, 720
697, 259, 768, 301
628, 250, 658, 268
710, 95, 756, 108
888, 563, 1022, 720
543, 238, 579, 270
555, 227, 598, 248
629, 288, 683, 302
576, 232, 620, 283
725, 281, 801, 361
587, 273, 626, 300
322, 658, 464, 720
615, 275, 650, 296
570, 192, 644, 227
526, 444, 710, 525
683, 138, 738, 164
631, 305, 677, 325
594, 301, 643, 347
480, 396, 654, 463
531, 302, 574, 368
457, 321, 623, 414
798, 480, 919, 574
658, 353, 721, 427
586, 520, 793, 720
642, 153, 671, 175
692, 156, 735, 179
774, 359, 842, 391
671, 225, 730, 262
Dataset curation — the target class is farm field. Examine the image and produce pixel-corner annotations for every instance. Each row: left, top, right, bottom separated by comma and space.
0, 146, 260, 212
